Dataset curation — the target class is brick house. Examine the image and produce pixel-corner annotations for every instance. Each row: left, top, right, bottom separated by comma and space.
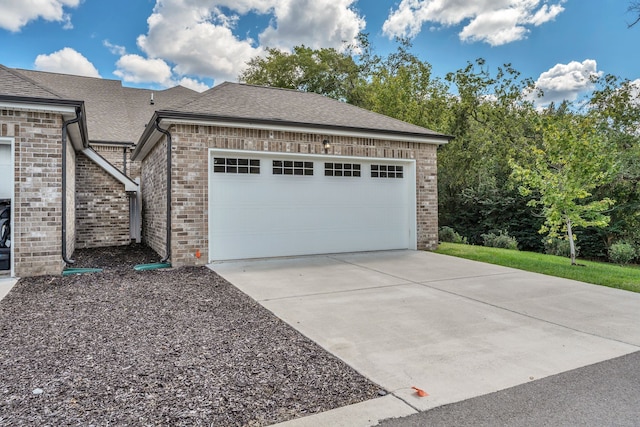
0, 65, 197, 277
0, 65, 449, 277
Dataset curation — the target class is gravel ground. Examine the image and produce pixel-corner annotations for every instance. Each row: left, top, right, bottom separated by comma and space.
0, 244, 382, 426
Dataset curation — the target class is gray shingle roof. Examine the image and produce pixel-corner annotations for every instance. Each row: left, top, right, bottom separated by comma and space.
17, 69, 132, 142
168, 82, 447, 138
0, 65, 63, 99
2, 68, 448, 147
12, 69, 199, 143
119, 85, 200, 143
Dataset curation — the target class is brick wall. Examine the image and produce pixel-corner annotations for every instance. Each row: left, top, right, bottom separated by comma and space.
414, 143, 439, 250
1, 108, 67, 276
140, 137, 167, 258
65, 138, 76, 261
92, 144, 140, 179
75, 152, 131, 248
170, 126, 208, 267
140, 124, 439, 268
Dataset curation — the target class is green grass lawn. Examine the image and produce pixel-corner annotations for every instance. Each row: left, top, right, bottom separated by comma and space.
435, 242, 640, 293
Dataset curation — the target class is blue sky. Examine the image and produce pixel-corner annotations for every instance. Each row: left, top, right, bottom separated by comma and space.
0, 0, 638, 105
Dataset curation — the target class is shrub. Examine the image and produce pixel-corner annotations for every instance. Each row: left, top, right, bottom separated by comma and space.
481, 230, 519, 250
439, 226, 468, 244
608, 242, 637, 266
544, 237, 578, 258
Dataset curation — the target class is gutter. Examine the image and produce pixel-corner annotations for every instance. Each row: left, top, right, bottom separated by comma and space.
154, 119, 172, 264
132, 111, 452, 162
0, 95, 86, 108
61, 105, 89, 266
77, 105, 89, 149
153, 110, 451, 140
61, 111, 80, 265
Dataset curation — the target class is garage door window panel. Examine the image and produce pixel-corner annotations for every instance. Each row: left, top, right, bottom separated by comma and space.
325, 163, 361, 177
214, 157, 260, 174
372, 164, 403, 178
273, 160, 314, 176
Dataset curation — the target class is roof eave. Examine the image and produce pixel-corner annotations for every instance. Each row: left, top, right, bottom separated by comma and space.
132, 110, 450, 161
0, 95, 89, 150
0, 94, 83, 112
131, 111, 161, 161
90, 140, 136, 147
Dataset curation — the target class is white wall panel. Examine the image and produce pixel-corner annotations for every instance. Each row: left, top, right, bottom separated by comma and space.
209, 149, 416, 261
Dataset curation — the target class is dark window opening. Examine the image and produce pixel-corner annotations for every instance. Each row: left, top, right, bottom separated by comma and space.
214, 157, 260, 174
371, 164, 403, 178
273, 160, 314, 176
325, 162, 361, 177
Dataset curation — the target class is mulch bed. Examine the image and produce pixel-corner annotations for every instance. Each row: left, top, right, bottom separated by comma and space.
0, 244, 382, 426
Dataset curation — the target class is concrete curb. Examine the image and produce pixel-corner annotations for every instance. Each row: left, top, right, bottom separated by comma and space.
0, 277, 17, 301
269, 394, 416, 427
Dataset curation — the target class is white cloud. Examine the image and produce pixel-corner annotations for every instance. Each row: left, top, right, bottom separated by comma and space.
458, 7, 526, 46
178, 77, 210, 92
114, 54, 211, 91
631, 79, 640, 101
103, 40, 127, 56
124, 0, 364, 86
34, 47, 101, 78
533, 59, 602, 106
383, 0, 565, 46
0, 0, 80, 32
258, 0, 365, 51
529, 3, 565, 26
136, 7, 262, 84
114, 54, 172, 85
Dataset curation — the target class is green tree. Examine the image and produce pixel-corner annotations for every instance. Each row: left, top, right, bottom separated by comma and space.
510, 109, 617, 264
359, 38, 452, 132
239, 44, 367, 105
629, 1, 640, 27
437, 60, 541, 246
582, 75, 640, 254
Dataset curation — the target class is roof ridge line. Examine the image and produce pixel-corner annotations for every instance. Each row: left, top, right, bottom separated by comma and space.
226, 82, 448, 135
14, 67, 121, 83
234, 81, 333, 96
2, 65, 65, 99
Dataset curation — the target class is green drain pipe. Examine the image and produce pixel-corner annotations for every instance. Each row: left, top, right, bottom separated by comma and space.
63, 264, 171, 274
62, 267, 103, 276
133, 262, 171, 271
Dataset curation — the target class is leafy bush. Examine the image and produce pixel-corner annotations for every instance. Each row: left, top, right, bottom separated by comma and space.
438, 226, 468, 244
439, 185, 544, 252
608, 242, 637, 265
481, 230, 519, 250
544, 237, 579, 258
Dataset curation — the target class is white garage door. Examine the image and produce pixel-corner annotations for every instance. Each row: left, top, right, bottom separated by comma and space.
208, 149, 416, 261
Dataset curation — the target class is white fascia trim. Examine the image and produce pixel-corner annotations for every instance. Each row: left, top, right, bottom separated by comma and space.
0, 137, 16, 277
162, 118, 448, 145
0, 101, 76, 115
82, 148, 139, 192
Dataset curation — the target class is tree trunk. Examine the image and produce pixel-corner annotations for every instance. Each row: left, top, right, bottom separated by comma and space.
567, 218, 576, 265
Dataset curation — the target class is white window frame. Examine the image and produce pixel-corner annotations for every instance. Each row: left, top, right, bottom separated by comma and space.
0, 137, 14, 277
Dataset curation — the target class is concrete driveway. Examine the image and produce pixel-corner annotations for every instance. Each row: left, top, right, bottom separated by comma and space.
0, 276, 17, 301
211, 250, 640, 425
